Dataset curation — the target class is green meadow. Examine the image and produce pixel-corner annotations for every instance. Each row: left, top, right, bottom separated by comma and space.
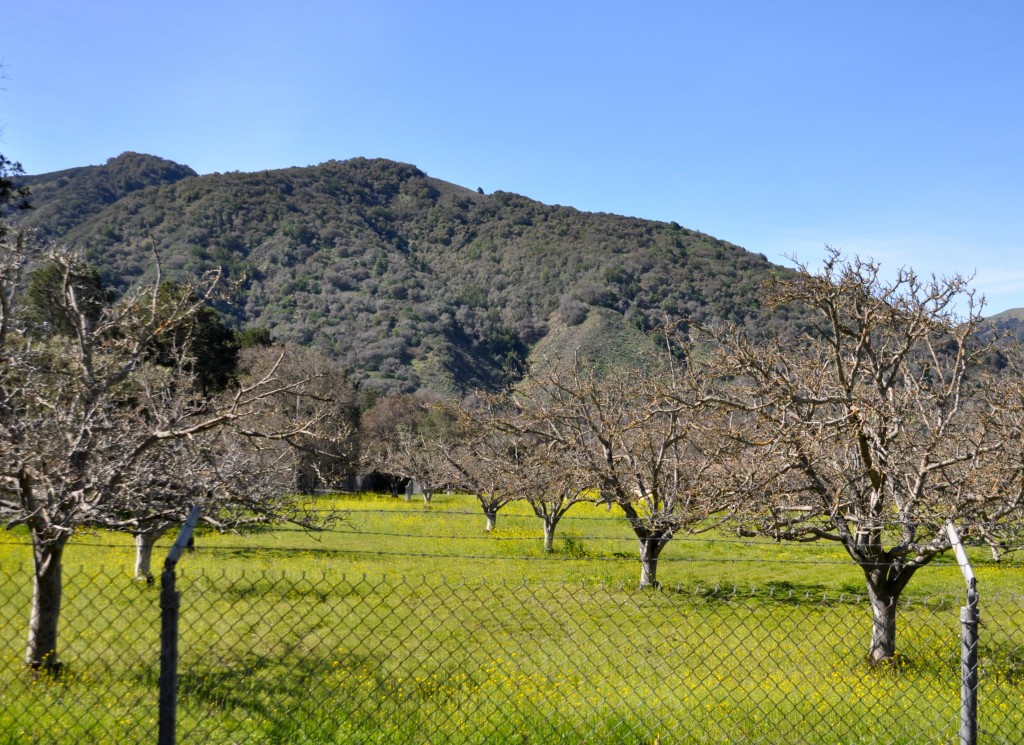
1, 492, 1022, 744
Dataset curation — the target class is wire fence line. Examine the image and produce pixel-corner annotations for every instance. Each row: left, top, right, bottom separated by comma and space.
0, 538, 978, 568
301, 506, 1024, 533
1, 559, 1023, 744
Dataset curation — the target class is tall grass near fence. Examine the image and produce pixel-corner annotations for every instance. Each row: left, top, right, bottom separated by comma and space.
1, 492, 1023, 744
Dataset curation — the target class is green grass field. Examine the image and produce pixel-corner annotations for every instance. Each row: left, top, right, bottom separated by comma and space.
1, 492, 1022, 743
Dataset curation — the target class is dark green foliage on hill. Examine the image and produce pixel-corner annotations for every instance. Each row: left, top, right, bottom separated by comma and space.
237, 326, 274, 349
0, 154, 32, 216
17, 152, 197, 240
141, 282, 239, 395
23, 262, 113, 339
15, 153, 796, 395
987, 308, 1024, 324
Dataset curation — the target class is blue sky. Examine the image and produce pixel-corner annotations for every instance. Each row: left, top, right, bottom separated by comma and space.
3, 1, 1023, 312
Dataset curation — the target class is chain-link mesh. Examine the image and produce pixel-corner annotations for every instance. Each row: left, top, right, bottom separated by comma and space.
0, 563, 160, 742
1, 562, 1022, 744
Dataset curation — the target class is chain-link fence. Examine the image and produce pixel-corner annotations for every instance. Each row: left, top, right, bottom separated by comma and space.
2, 558, 1023, 744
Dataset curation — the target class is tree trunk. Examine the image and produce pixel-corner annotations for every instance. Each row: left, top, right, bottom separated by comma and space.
860, 558, 919, 665
540, 517, 565, 552
638, 537, 669, 588
294, 459, 316, 495
866, 581, 899, 665
542, 517, 559, 552
484, 510, 497, 532
134, 529, 167, 584
26, 534, 68, 671
422, 489, 433, 505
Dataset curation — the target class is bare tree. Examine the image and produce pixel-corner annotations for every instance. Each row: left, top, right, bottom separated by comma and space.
360, 394, 419, 497
507, 440, 591, 551
0, 227, 333, 671
98, 343, 354, 582
237, 343, 360, 495
516, 358, 736, 587
703, 249, 1020, 664
526, 476, 590, 550
115, 425, 344, 582
361, 394, 455, 504
463, 394, 593, 549
440, 415, 521, 531
954, 358, 1024, 561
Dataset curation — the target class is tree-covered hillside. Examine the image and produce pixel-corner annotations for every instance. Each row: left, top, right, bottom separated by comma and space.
16, 153, 796, 394
18, 152, 197, 239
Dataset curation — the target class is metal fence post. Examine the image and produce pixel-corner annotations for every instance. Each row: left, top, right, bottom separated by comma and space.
960, 586, 979, 745
945, 522, 979, 745
158, 506, 201, 745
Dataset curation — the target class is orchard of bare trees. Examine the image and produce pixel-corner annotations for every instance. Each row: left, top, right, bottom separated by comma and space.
5, 147, 1024, 675
380, 249, 1024, 665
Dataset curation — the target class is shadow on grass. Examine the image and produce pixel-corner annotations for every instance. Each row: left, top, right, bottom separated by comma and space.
177, 649, 440, 743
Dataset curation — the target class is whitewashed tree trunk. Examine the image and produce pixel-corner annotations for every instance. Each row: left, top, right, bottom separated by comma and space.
422, 489, 433, 505
134, 529, 168, 583
484, 510, 497, 532
542, 517, 558, 552
26, 534, 68, 671
638, 537, 669, 588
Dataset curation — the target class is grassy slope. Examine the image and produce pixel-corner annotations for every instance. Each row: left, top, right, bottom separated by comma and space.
526, 305, 667, 381
987, 308, 1024, 323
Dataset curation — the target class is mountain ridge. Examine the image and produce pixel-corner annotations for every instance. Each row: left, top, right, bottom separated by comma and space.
15, 153, 795, 394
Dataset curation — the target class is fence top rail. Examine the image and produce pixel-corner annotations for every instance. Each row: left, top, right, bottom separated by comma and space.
165, 506, 201, 570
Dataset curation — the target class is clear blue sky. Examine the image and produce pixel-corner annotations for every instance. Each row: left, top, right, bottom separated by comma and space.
3, 1, 1023, 312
